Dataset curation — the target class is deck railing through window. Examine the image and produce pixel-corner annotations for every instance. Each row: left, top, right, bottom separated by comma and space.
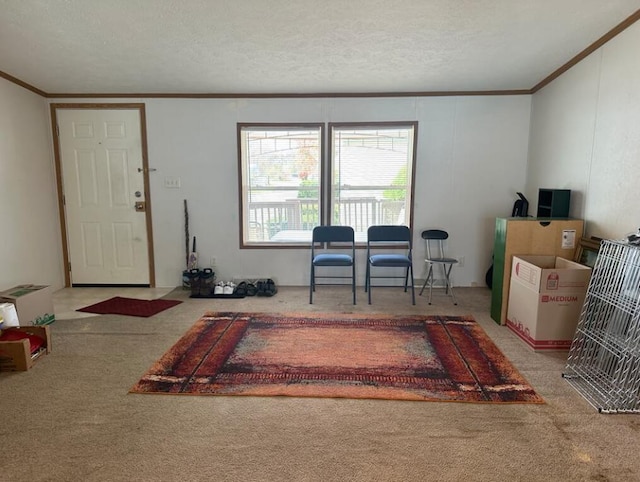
247, 199, 405, 242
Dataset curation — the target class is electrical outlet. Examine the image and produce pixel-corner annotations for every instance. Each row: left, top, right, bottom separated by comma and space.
456, 256, 465, 267
163, 177, 181, 188
210, 256, 217, 268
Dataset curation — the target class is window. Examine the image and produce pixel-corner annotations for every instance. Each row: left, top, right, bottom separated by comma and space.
238, 121, 417, 247
238, 124, 323, 246
330, 122, 416, 242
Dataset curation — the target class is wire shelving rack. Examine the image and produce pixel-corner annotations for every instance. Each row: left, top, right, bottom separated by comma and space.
563, 239, 640, 413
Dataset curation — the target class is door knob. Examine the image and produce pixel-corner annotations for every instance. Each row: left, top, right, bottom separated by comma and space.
135, 202, 146, 212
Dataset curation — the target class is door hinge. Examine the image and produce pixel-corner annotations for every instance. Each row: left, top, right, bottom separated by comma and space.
56, 124, 60, 137
68, 262, 71, 272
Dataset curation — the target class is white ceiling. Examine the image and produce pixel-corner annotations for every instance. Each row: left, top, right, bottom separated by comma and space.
0, 0, 638, 95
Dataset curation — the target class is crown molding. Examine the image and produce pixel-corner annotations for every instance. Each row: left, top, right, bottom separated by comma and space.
531, 8, 640, 93
0, 70, 47, 96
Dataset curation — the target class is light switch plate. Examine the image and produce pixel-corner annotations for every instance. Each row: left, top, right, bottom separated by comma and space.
164, 177, 181, 188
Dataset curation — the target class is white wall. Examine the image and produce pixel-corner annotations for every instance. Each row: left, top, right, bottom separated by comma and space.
0, 80, 63, 291
7, 15, 640, 292
3, 92, 530, 290
17, 17, 640, 292
527, 21, 640, 239
142, 95, 531, 287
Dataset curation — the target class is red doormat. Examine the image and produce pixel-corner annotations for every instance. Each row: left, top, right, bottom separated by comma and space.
130, 312, 544, 403
77, 297, 182, 317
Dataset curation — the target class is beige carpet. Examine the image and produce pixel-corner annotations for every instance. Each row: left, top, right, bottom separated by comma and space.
1, 286, 639, 482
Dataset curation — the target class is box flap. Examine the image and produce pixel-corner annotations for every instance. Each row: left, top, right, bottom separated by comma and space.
511, 255, 592, 293
555, 257, 591, 271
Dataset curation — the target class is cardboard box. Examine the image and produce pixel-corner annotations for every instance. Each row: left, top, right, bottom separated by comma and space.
491, 218, 584, 325
0, 285, 55, 326
0, 325, 51, 371
506, 255, 591, 351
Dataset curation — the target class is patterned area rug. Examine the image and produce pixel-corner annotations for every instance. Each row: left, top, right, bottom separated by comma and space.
130, 312, 544, 403
77, 297, 182, 317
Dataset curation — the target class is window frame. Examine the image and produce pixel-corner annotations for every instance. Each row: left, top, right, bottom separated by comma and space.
328, 121, 418, 246
237, 122, 325, 248
237, 121, 418, 248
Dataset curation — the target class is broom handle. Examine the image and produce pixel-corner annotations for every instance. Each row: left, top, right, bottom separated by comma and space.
184, 199, 189, 269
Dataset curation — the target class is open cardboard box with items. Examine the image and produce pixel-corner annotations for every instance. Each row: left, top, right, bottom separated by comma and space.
0, 284, 55, 371
0, 284, 55, 326
0, 325, 51, 371
506, 255, 592, 351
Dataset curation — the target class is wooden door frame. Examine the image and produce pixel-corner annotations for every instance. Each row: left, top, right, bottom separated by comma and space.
50, 103, 156, 287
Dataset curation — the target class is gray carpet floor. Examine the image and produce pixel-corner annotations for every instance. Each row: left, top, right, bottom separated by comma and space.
1, 286, 639, 482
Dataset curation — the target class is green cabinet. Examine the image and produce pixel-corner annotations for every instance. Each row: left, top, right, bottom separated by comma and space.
490, 217, 584, 325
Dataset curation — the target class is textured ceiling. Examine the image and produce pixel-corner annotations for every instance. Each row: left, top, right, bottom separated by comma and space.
0, 0, 639, 95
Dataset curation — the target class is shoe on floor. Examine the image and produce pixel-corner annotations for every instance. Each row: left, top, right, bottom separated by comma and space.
214, 282, 225, 295
223, 282, 236, 295
245, 282, 257, 296
234, 282, 247, 296
257, 279, 277, 297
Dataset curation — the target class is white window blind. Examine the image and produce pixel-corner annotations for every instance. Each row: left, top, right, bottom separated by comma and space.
330, 123, 416, 241
239, 125, 323, 245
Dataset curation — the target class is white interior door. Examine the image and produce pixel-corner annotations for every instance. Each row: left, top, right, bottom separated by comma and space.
57, 108, 151, 285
